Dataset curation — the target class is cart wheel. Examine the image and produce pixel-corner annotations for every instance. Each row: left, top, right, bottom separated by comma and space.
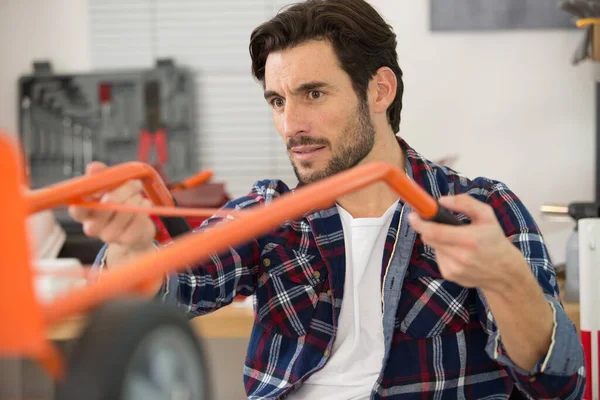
56, 298, 211, 400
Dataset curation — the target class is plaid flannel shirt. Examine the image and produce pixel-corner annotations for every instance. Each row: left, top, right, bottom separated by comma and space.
95, 137, 585, 399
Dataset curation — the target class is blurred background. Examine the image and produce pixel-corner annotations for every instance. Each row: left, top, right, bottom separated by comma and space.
1, 0, 594, 263
0, 0, 595, 398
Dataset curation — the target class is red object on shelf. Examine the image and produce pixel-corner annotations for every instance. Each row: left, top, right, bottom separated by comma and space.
152, 183, 231, 243
147, 165, 231, 244
137, 129, 169, 166
98, 83, 112, 104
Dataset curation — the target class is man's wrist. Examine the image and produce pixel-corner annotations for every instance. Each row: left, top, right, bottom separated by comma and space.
480, 245, 530, 297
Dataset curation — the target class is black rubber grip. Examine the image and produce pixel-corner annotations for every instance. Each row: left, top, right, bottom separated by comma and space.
429, 205, 463, 226
158, 216, 192, 238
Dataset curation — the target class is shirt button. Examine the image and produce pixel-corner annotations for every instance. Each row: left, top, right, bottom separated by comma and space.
263, 258, 271, 267
324, 348, 330, 357
528, 376, 536, 383
313, 271, 321, 279
327, 289, 332, 296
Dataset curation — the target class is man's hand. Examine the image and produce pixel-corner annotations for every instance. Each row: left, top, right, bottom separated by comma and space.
408, 194, 554, 371
68, 162, 157, 267
407, 194, 523, 292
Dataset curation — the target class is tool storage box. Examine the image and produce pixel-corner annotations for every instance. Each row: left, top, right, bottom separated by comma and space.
18, 59, 198, 189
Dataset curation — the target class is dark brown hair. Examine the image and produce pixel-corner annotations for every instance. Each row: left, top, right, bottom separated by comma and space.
249, 0, 404, 133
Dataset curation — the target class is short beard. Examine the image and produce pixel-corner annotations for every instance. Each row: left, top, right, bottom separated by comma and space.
290, 99, 375, 185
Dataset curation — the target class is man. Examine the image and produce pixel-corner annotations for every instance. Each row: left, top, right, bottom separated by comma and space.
70, 0, 585, 398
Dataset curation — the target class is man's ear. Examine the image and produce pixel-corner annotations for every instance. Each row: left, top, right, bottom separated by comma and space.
369, 67, 397, 115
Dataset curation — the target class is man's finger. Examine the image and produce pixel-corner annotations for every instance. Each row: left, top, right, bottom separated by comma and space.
86, 161, 108, 175
408, 212, 476, 247
83, 162, 109, 201
438, 194, 492, 223
100, 180, 143, 205
98, 193, 144, 244
68, 204, 94, 222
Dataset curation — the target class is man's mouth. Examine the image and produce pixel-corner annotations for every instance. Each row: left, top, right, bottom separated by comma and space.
290, 145, 326, 160
291, 145, 325, 154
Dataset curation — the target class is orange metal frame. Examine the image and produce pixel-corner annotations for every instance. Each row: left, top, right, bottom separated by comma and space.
168, 170, 213, 191
0, 131, 441, 383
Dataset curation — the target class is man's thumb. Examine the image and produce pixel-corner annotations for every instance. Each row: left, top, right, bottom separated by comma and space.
85, 161, 107, 175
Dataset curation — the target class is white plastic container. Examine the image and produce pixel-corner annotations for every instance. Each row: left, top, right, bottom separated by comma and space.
34, 258, 86, 303
565, 227, 580, 303
579, 218, 600, 399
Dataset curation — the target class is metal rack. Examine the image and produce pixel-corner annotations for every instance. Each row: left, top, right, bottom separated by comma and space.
18, 59, 199, 189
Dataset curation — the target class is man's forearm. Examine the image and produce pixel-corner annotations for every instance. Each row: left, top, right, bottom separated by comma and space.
481, 256, 554, 372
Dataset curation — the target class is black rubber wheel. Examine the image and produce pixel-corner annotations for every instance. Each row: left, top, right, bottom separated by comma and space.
56, 298, 211, 400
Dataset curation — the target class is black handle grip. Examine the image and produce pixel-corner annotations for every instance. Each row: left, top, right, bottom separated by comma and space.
428, 205, 463, 226
158, 216, 192, 238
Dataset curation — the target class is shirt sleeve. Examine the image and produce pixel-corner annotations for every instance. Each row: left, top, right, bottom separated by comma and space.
475, 181, 585, 399
89, 178, 290, 317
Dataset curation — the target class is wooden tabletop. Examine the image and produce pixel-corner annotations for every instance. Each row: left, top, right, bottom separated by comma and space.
47, 303, 256, 341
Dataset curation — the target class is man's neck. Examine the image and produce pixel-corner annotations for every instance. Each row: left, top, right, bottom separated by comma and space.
336, 131, 405, 218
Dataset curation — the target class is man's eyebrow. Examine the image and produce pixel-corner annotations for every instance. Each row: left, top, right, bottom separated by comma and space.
264, 89, 281, 100
264, 81, 331, 100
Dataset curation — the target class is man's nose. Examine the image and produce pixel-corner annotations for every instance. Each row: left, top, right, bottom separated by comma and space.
283, 101, 310, 139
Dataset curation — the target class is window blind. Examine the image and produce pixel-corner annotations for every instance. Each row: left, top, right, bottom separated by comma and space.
89, 0, 298, 197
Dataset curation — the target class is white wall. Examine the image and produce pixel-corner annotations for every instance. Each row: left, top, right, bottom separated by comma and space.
370, 0, 595, 264
0, 0, 91, 138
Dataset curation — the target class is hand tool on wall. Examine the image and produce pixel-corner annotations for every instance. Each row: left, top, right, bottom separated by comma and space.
40, 104, 52, 162
31, 85, 45, 161
99, 82, 114, 139
83, 126, 93, 167
31, 80, 62, 161
62, 117, 73, 177
72, 123, 82, 176
138, 80, 169, 168
65, 78, 92, 119
20, 97, 33, 162
41, 90, 56, 160
559, 0, 600, 63
50, 100, 64, 161
111, 82, 135, 140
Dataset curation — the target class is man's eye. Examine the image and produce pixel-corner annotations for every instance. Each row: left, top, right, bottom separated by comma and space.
309, 90, 323, 100
271, 98, 284, 108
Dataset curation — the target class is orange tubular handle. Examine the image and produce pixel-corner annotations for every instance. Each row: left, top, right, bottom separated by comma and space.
70, 201, 232, 219
169, 170, 213, 191
26, 162, 178, 296
43, 161, 450, 325
26, 162, 175, 213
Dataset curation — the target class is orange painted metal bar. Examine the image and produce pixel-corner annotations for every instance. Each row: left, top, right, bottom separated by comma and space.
25, 162, 179, 297
43, 161, 440, 324
26, 161, 176, 214
69, 200, 235, 219
169, 169, 213, 191
0, 134, 64, 378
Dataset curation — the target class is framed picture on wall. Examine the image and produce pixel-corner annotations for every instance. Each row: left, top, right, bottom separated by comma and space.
430, 0, 575, 31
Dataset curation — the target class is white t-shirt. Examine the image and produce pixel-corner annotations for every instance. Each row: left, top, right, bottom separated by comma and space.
289, 200, 398, 400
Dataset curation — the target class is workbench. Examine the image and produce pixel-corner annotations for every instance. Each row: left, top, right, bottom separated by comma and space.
0, 278, 581, 399
47, 302, 256, 341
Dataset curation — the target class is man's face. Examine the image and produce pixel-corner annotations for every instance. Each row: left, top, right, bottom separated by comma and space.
264, 40, 375, 185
